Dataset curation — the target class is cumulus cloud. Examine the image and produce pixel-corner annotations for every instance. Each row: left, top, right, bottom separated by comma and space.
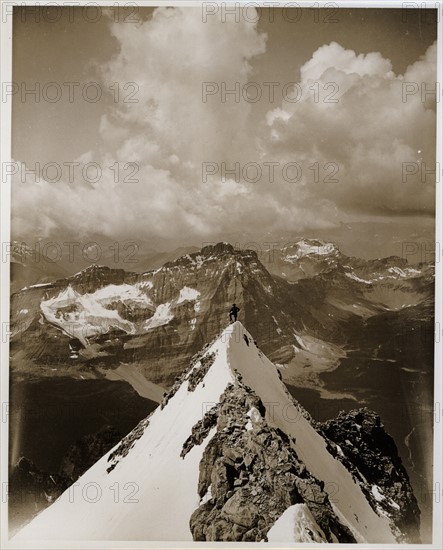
11, 9, 437, 245
266, 41, 437, 216
100, 6, 267, 166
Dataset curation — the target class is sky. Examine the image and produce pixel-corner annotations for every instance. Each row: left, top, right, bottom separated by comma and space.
11, 5, 438, 256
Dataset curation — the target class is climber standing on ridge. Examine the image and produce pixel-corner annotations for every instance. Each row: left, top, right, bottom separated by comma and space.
229, 303, 240, 323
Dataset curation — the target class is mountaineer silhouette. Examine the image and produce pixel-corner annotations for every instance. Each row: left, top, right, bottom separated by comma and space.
229, 303, 240, 323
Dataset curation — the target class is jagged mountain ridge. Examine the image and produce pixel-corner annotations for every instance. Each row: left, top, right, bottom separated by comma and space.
13, 323, 419, 543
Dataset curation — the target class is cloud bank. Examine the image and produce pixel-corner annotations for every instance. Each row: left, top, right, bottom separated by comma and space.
12, 7, 437, 244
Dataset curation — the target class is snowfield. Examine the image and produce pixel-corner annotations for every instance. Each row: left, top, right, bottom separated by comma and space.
40, 285, 144, 346
13, 322, 396, 543
143, 302, 174, 331
177, 286, 200, 304
284, 240, 337, 262
40, 283, 186, 345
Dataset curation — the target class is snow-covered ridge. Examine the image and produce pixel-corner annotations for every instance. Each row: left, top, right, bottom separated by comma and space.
14, 322, 400, 543
71, 264, 109, 277
267, 504, 326, 543
13, 325, 235, 542
387, 266, 422, 278
20, 282, 53, 291
345, 271, 372, 285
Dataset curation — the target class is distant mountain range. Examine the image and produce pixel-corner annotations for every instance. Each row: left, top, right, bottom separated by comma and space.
10, 239, 433, 392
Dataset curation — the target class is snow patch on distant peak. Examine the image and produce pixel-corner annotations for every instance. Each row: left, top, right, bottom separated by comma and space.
387, 266, 422, 278
284, 240, 337, 262
345, 272, 372, 285
144, 302, 174, 331
21, 282, 53, 290
138, 279, 153, 290
93, 284, 153, 306
177, 287, 200, 304
72, 264, 106, 277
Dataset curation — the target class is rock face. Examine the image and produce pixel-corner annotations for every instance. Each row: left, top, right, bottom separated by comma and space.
7, 243, 289, 386
318, 409, 421, 543
190, 380, 355, 542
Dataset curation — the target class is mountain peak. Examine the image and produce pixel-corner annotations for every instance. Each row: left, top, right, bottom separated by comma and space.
162, 242, 260, 276
201, 242, 235, 256
72, 264, 107, 276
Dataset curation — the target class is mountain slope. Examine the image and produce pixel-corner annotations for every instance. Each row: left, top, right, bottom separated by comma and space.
13, 323, 417, 543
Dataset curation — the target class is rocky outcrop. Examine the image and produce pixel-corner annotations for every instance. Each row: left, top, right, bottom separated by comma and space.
60, 425, 122, 479
189, 380, 355, 542
318, 408, 421, 543
107, 417, 151, 473
181, 406, 219, 458
187, 352, 216, 391
160, 342, 219, 409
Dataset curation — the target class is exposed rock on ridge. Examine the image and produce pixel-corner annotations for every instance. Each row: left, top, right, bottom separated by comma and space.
189, 377, 356, 542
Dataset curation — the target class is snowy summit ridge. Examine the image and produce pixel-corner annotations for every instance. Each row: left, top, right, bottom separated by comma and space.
13, 322, 419, 543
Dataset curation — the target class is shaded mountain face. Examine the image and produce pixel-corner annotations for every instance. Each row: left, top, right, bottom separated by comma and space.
9, 426, 122, 534
12, 323, 419, 543
317, 409, 421, 543
8, 457, 72, 536
10, 240, 433, 391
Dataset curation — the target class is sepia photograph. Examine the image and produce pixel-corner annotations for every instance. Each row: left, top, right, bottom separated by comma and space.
0, 1, 441, 547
